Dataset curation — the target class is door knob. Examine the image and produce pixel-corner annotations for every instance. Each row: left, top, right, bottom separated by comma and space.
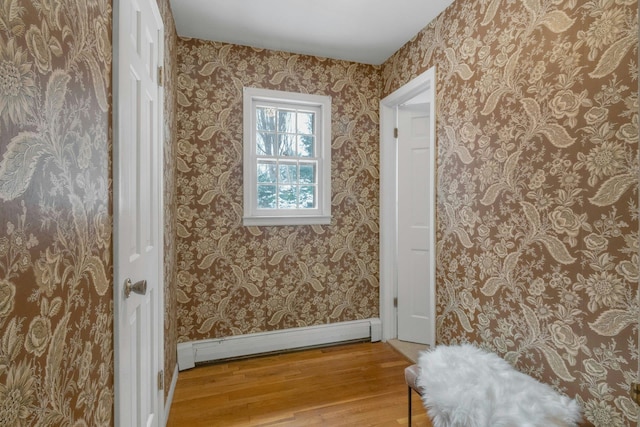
124, 278, 147, 298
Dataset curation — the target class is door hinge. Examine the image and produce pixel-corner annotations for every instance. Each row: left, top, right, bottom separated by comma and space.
631, 382, 640, 406
393, 297, 398, 308
394, 128, 398, 138
158, 369, 164, 390
158, 66, 164, 87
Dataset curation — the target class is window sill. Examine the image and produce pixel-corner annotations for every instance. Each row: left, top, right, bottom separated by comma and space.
243, 215, 332, 227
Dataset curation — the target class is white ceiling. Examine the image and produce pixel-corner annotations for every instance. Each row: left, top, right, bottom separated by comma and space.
169, 0, 455, 65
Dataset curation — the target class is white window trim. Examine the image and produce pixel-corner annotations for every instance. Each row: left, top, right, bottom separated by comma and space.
243, 87, 332, 226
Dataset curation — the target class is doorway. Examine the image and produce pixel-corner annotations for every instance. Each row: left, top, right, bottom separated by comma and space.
379, 67, 436, 346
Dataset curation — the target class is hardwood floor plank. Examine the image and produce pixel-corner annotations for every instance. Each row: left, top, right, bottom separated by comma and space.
167, 342, 432, 426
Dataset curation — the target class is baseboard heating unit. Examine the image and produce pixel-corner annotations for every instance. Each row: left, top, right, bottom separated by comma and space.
177, 318, 382, 370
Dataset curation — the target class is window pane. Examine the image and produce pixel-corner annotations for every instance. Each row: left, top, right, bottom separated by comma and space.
278, 185, 297, 209
297, 112, 314, 134
257, 161, 276, 183
279, 163, 298, 184
257, 107, 276, 131
299, 186, 316, 208
298, 135, 315, 157
278, 134, 296, 156
299, 162, 316, 184
277, 110, 296, 133
257, 185, 277, 208
257, 132, 276, 155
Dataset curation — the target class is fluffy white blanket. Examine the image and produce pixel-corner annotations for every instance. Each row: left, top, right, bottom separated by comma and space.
416, 344, 582, 427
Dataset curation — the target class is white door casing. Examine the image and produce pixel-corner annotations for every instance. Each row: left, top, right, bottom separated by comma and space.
113, 0, 165, 426
380, 67, 436, 345
397, 103, 433, 344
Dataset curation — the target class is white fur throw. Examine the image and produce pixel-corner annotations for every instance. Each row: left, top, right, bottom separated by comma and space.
416, 344, 582, 427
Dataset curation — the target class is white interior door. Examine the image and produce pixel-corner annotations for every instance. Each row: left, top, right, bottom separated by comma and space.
114, 0, 164, 425
396, 102, 434, 344
379, 67, 435, 344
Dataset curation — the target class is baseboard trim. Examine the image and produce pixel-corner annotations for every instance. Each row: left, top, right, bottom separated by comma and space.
164, 363, 179, 424
177, 318, 382, 371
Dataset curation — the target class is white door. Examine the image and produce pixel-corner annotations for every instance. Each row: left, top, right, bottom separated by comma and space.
379, 67, 435, 344
114, 0, 164, 426
396, 102, 434, 344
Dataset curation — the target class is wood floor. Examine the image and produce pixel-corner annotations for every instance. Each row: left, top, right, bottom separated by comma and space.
167, 342, 432, 426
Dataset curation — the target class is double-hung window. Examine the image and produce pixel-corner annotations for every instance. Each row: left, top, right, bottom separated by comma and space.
243, 87, 331, 226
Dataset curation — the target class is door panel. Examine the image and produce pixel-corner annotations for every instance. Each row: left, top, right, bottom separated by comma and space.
397, 103, 434, 344
115, 0, 164, 425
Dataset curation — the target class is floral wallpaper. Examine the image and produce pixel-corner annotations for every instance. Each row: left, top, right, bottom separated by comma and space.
382, 0, 639, 426
156, 0, 179, 399
175, 39, 381, 341
0, 0, 113, 425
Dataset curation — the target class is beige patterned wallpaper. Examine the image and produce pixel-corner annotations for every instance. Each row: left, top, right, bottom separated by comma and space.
382, 1, 639, 426
5, 0, 632, 424
175, 39, 381, 342
157, 0, 179, 398
0, 0, 113, 425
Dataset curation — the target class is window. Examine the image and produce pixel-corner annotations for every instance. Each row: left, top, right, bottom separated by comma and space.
243, 87, 331, 226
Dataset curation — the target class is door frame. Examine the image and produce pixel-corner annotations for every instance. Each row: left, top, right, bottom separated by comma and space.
379, 67, 436, 344
112, 0, 165, 424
